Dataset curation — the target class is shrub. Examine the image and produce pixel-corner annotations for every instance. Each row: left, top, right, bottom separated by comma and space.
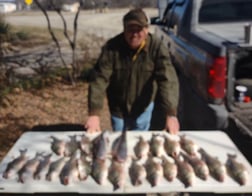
0, 14, 10, 41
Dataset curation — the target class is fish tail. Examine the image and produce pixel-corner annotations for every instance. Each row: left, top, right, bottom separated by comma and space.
63, 177, 69, 185
227, 153, 237, 159
18, 175, 25, 184
2, 171, 9, 179
50, 136, 57, 141
113, 183, 120, 191
45, 173, 52, 181
20, 148, 28, 155
134, 179, 142, 186
122, 128, 127, 137
34, 174, 40, 180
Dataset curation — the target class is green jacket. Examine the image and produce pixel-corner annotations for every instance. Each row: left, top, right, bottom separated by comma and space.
88, 33, 179, 118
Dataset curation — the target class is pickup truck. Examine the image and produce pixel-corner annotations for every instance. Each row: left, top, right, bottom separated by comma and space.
151, 0, 252, 142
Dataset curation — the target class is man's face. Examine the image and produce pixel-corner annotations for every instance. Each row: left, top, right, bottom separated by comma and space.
124, 24, 148, 50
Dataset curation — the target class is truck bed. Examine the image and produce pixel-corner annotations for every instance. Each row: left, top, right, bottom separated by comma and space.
197, 22, 248, 44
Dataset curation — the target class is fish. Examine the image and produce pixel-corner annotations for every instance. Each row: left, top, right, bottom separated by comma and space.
129, 159, 147, 186
92, 131, 109, 160
174, 155, 196, 188
79, 133, 93, 156
50, 136, 66, 156
46, 157, 67, 181
181, 152, 209, 180
64, 135, 79, 157
108, 160, 127, 190
33, 153, 52, 180
133, 136, 150, 159
2, 149, 28, 179
163, 134, 181, 157
225, 154, 249, 186
199, 148, 226, 182
78, 151, 92, 181
111, 130, 127, 163
149, 134, 165, 158
17, 152, 42, 183
179, 134, 199, 156
145, 156, 164, 187
91, 158, 108, 185
161, 155, 178, 182
59, 152, 80, 185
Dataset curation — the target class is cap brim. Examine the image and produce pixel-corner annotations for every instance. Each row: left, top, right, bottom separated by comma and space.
124, 20, 146, 28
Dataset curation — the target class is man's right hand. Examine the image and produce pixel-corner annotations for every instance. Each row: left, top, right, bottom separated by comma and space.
84, 115, 101, 133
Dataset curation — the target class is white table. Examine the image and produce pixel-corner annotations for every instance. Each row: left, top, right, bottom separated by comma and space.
0, 131, 251, 194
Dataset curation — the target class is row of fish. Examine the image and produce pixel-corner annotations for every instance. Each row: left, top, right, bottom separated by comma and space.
50, 130, 129, 163
134, 133, 249, 186
1, 148, 248, 189
1, 131, 249, 189
49, 131, 198, 160
0, 148, 184, 189
2, 150, 51, 183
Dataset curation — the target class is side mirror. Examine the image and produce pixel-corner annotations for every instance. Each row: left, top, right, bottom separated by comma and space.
150, 17, 164, 25
176, 0, 185, 5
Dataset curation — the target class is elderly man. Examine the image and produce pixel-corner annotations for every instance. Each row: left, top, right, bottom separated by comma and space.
85, 8, 179, 134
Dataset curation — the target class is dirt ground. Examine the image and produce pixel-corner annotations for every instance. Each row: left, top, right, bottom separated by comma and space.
0, 82, 112, 161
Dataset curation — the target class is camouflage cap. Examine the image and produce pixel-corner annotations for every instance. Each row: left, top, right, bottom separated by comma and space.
123, 8, 149, 28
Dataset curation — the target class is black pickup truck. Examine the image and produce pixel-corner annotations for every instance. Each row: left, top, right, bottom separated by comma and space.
151, 0, 252, 160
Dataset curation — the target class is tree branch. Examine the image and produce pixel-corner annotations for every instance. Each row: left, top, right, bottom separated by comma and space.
34, 0, 74, 84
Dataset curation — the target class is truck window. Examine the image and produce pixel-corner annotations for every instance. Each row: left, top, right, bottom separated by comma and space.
199, 1, 252, 23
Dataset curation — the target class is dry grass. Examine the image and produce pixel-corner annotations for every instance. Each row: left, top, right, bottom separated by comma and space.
10, 25, 70, 47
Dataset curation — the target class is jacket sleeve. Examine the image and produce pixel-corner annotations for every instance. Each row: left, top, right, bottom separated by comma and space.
88, 44, 113, 116
154, 38, 179, 116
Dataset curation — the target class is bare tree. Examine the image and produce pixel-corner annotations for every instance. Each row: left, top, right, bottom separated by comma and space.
34, 0, 81, 84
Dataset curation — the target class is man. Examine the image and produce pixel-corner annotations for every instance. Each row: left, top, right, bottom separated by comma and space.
84, 8, 179, 134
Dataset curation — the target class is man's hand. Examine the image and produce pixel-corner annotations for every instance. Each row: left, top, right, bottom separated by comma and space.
84, 115, 101, 133
165, 116, 180, 135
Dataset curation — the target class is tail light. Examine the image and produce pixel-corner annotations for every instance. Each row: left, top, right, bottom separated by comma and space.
207, 57, 227, 99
